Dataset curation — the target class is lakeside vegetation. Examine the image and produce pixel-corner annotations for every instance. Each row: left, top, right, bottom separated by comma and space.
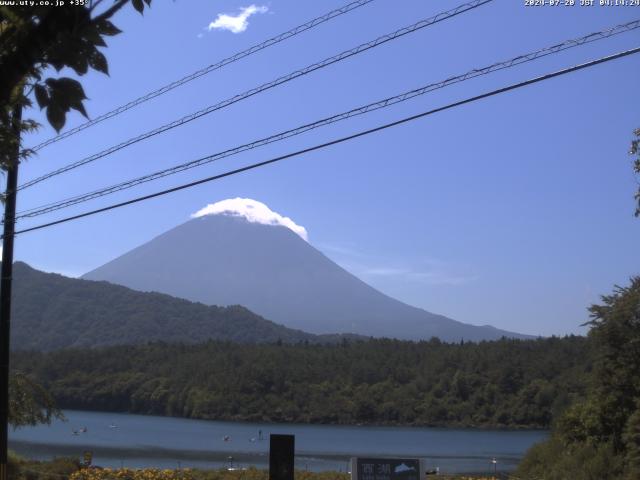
6, 454, 502, 480
13, 335, 590, 429
516, 277, 640, 479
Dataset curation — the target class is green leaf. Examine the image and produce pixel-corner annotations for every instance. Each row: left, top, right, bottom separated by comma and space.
95, 20, 122, 36
48, 58, 65, 72
70, 56, 89, 76
44, 78, 89, 122
132, 0, 144, 14
46, 105, 66, 133
33, 84, 49, 109
20, 119, 40, 133
69, 100, 88, 119
88, 50, 108, 75
46, 77, 87, 101
84, 25, 108, 47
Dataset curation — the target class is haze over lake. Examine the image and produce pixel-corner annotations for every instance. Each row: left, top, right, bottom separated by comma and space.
10, 410, 547, 474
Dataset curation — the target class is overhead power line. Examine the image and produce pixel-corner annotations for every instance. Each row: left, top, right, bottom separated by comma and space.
14, 19, 640, 221
28, 0, 377, 152
18, 0, 494, 191
9, 46, 640, 238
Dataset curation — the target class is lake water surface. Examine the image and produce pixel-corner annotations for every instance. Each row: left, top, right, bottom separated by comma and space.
10, 410, 547, 475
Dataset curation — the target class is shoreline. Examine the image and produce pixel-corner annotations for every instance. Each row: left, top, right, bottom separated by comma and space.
10, 440, 523, 475
49, 407, 551, 432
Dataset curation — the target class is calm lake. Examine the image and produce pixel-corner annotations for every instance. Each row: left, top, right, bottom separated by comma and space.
9, 410, 547, 474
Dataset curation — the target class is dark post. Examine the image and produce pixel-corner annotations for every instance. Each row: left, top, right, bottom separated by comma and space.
269, 434, 295, 480
0, 103, 22, 480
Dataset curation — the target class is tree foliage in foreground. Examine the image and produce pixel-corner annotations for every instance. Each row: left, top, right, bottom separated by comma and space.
8, 372, 62, 428
13, 335, 590, 429
517, 277, 640, 479
0, 0, 152, 167
1, 0, 152, 431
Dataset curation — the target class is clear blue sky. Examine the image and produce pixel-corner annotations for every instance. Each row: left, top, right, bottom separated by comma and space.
13, 0, 640, 337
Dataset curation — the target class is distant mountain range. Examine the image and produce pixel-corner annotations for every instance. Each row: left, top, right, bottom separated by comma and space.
10, 262, 355, 351
83, 207, 531, 342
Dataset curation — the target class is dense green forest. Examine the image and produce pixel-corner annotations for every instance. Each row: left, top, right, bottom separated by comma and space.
13, 335, 590, 429
516, 277, 640, 479
10, 262, 357, 350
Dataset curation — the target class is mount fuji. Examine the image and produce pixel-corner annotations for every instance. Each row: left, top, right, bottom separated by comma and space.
83, 199, 530, 342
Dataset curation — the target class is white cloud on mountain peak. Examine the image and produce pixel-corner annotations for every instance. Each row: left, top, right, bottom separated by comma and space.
191, 198, 308, 241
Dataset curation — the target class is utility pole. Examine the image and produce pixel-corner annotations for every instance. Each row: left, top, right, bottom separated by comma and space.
0, 101, 22, 480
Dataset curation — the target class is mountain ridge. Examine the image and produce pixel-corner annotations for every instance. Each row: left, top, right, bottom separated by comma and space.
10, 261, 360, 351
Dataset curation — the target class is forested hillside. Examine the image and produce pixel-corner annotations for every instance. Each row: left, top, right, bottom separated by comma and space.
10, 262, 349, 350
13, 336, 591, 428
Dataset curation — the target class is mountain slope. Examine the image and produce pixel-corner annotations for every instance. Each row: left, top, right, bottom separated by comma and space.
10, 262, 327, 351
83, 214, 530, 341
